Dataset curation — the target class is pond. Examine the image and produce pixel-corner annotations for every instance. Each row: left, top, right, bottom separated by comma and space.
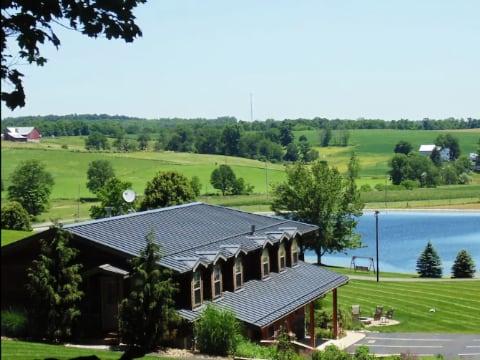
304, 211, 480, 275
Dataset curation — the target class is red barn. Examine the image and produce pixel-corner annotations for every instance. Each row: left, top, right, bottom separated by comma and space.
3, 127, 41, 142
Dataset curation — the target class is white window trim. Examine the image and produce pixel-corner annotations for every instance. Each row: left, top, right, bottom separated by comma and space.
234, 258, 244, 291
192, 271, 203, 308
278, 243, 287, 272
291, 239, 299, 267
261, 248, 270, 279
212, 264, 223, 299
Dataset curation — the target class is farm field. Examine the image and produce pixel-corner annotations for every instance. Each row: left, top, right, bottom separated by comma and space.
0, 339, 168, 360
2, 129, 479, 222
295, 129, 480, 176
322, 279, 480, 333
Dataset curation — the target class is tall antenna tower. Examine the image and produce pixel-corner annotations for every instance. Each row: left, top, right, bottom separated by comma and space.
250, 93, 254, 122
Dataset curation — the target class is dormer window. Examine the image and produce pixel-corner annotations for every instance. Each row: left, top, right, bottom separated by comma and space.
234, 258, 243, 290
291, 239, 299, 266
192, 271, 202, 308
278, 243, 286, 272
212, 264, 222, 299
261, 248, 270, 278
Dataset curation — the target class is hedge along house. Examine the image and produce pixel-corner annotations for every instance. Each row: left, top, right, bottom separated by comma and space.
1, 202, 348, 348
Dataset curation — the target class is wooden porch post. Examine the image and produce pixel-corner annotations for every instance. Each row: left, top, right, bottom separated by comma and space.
332, 288, 338, 339
309, 301, 315, 347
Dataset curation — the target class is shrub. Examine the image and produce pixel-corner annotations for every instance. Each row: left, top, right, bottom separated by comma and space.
194, 305, 240, 356
374, 183, 384, 191
359, 184, 372, 192
312, 345, 350, 360
353, 345, 375, 360
451, 249, 476, 278
1, 309, 28, 337
235, 337, 277, 359
61, 144, 68, 149
458, 173, 472, 184
1, 201, 31, 231
400, 180, 419, 190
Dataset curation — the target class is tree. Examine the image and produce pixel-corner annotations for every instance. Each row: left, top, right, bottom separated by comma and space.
283, 143, 299, 162
190, 176, 202, 197
119, 231, 179, 357
137, 133, 150, 151
26, 227, 83, 342
435, 134, 460, 160
416, 241, 442, 278
279, 123, 294, 146
86, 160, 115, 194
272, 161, 364, 264
141, 171, 195, 210
90, 177, 134, 219
347, 152, 360, 179
1, 201, 31, 231
221, 125, 242, 156
231, 177, 254, 195
389, 153, 410, 185
210, 165, 237, 195
274, 327, 296, 360
194, 305, 240, 356
2, 0, 146, 110
114, 134, 137, 152
320, 128, 332, 147
8, 160, 54, 216
85, 132, 109, 150
430, 147, 442, 166
394, 140, 413, 155
451, 250, 476, 278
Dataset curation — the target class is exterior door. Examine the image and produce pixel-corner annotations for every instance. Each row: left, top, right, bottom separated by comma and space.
101, 277, 120, 331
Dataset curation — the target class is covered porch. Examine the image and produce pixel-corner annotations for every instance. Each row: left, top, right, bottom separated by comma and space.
259, 288, 340, 349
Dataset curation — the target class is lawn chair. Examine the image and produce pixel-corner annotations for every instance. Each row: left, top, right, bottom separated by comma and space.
351, 305, 361, 321
386, 308, 394, 319
373, 306, 383, 321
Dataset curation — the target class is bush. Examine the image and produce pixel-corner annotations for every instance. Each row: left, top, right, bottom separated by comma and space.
1, 309, 27, 337
458, 173, 472, 184
359, 184, 372, 192
194, 305, 240, 356
235, 337, 277, 359
61, 144, 68, 149
1, 201, 31, 231
400, 180, 419, 190
312, 345, 350, 360
353, 345, 375, 360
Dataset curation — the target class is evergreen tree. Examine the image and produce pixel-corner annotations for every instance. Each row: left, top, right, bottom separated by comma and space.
119, 231, 179, 357
283, 143, 299, 162
451, 250, 476, 278
26, 227, 83, 342
416, 241, 443, 278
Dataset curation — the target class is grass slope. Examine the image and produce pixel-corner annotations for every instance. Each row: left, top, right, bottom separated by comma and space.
322, 279, 480, 333
295, 129, 480, 176
0, 339, 167, 360
1, 229, 33, 246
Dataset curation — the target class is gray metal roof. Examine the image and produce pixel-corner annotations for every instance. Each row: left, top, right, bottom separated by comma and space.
177, 261, 348, 327
64, 202, 317, 273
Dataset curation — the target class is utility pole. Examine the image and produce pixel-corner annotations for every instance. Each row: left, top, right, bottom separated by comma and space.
250, 93, 254, 122
375, 210, 380, 282
265, 160, 268, 200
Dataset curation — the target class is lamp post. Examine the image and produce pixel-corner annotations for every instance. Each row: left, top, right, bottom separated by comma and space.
375, 210, 380, 282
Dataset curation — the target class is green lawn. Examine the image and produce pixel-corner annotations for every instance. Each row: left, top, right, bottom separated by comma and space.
322, 279, 480, 333
324, 266, 417, 279
0, 339, 168, 360
1, 229, 33, 246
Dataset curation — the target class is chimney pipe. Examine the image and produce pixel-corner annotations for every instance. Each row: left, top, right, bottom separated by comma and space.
250, 224, 256, 235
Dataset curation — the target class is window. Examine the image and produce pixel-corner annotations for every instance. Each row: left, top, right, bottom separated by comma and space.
278, 243, 286, 271
234, 258, 243, 290
212, 264, 222, 299
262, 248, 270, 278
291, 239, 299, 266
192, 271, 202, 307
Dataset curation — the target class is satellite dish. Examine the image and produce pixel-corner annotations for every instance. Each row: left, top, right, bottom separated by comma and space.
122, 189, 136, 203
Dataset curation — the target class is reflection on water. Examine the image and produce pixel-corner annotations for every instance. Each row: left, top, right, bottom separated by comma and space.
304, 211, 480, 274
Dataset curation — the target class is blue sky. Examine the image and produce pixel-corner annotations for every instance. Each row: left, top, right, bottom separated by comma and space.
2, 0, 479, 120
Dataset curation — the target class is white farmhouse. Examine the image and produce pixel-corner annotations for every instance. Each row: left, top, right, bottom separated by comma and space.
418, 144, 450, 161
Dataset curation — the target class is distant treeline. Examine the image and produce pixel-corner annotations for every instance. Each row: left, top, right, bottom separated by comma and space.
2, 114, 479, 137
